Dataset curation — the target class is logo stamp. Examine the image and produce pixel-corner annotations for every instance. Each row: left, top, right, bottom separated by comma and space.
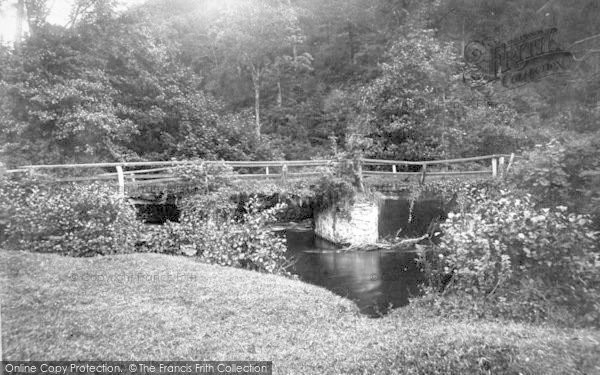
464, 28, 574, 89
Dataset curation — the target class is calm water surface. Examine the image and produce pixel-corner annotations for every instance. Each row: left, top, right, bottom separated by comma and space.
285, 229, 425, 317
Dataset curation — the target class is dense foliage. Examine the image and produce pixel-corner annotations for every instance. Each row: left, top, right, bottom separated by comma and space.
510, 137, 600, 228
357, 29, 525, 161
418, 182, 600, 327
141, 194, 291, 275
3, 0, 598, 166
0, 172, 293, 274
0, 178, 142, 256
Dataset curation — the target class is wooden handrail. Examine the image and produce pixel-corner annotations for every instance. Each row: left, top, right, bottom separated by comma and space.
363, 170, 492, 176
16, 154, 511, 170
361, 154, 512, 166
18, 159, 333, 169
581, 170, 600, 177
10, 153, 516, 192
96, 167, 175, 176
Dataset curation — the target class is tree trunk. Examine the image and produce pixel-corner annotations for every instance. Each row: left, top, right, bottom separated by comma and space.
441, 92, 447, 160
348, 21, 355, 63
15, 0, 25, 51
461, 19, 465, 56
252, 67, 261, 138
276, 79, 282, 108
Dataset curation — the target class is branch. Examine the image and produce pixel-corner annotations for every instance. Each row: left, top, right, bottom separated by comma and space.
572, 49, 600, 62
435, 7, 456, 24
485, 277, 503, 299
570, 33, 600, 47
536, 0, 555, 14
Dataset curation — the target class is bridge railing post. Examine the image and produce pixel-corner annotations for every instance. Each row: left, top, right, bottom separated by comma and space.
353, 158, 364, 192
420, 163, 427, 185
281, 163, 288, 183
505, 153, 515, 175
116, 165, 125, 199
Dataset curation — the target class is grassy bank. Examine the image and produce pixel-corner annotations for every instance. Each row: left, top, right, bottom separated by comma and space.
1, 250, 599, 374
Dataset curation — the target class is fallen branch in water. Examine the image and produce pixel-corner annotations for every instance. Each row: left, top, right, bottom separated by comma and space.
395, 233, 430, 246
342, 234, 430, 252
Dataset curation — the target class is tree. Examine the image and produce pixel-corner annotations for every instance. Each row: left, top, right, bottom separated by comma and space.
68, 0, 116, 27
209, 0, 308, 138
357, 27, 523, 162
0, 24, 138, 166
269, 2, 313, 108
24, 0, 49, 36
358, 28, 459, 160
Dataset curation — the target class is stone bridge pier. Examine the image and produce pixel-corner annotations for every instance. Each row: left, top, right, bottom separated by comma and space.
314, 192, 453, 246
314, 199, 380, 245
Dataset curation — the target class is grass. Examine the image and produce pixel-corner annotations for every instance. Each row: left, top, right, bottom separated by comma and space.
1, 249, 599, 374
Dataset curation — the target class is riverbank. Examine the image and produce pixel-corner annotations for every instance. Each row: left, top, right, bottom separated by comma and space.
1, 250, 599, 374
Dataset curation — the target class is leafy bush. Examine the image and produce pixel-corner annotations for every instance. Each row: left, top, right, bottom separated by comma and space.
510, 140, 573, 206
511, 137, 600, 228
196, 202, 290, 274
172, 161, 235, 192
139, 221, 190, 255
1, 177, 143, 256
418, 187, 600, 327
142, 194, 291, 275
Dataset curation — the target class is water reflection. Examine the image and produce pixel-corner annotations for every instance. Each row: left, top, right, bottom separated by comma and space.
286, 230, 425, 317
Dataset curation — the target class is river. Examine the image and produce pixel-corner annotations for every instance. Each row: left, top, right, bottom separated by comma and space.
285, 228, 425, 317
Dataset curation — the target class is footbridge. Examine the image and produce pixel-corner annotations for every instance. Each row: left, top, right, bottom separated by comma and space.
6, 153, 515, 198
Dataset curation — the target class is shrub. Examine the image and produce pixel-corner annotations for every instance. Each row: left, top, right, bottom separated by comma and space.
195, 203, 290, 274
142, 194, 291, 275
510, 140, 573, 206
1, 176, 143, 256
172, 161, 235, 193
418, 187, 600, 327
510, 137, 600, 228
139, 221, 190, 255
